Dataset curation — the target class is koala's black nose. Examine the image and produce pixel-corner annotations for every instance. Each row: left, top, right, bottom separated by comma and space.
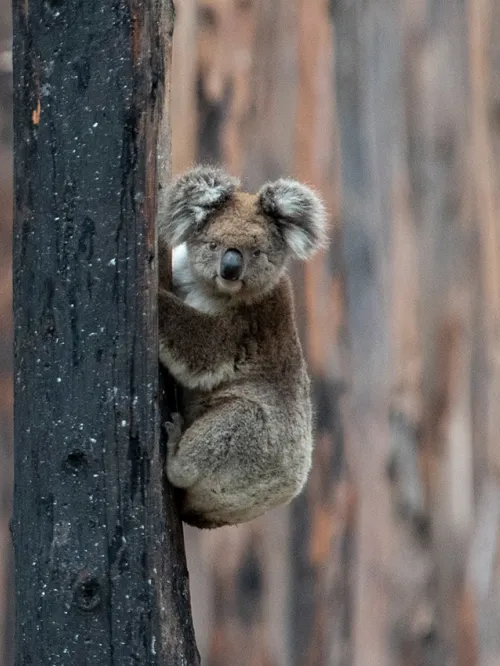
220, 249, 244, 281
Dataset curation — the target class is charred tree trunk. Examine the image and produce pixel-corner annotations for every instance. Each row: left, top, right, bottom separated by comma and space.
12, 1, 199, 664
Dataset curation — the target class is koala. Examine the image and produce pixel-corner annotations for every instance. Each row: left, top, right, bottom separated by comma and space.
158, 165, 326, 528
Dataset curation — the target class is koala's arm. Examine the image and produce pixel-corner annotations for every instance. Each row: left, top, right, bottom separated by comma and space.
158, 288, 245, 391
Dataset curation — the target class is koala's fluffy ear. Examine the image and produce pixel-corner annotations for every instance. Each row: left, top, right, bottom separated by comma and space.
258, 179, 327, 259
160, 166, 240, 246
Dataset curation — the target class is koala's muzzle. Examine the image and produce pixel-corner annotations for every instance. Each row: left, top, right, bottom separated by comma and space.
220, 249, 244, 281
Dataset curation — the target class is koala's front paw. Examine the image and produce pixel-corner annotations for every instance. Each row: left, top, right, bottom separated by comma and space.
164, 412, 184, 456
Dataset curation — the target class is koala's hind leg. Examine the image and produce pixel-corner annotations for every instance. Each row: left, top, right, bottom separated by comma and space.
166, 399, 268, 492
165, 413, 199, 489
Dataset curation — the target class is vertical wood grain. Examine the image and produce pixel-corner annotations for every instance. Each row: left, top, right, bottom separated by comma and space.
12, 1, 199, 663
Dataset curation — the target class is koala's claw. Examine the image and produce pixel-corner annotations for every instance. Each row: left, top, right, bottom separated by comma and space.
164, 412, 184, 455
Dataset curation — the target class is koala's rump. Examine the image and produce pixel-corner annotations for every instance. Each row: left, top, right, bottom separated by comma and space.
179, 386, 312, 527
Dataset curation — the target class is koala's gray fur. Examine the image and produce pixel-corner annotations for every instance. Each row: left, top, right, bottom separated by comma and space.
158, 165, 326, 528
258, 178, 327, 258
159, 165, 240, 246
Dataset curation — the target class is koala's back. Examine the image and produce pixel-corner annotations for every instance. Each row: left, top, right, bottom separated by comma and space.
174, 274, 314, 527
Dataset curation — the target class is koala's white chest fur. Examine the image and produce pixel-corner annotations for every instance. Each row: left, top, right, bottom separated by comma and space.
171, 243, 218, 314
172, 243, 245, 315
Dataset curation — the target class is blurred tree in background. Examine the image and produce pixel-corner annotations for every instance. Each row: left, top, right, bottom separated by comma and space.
1, 0, 500, 664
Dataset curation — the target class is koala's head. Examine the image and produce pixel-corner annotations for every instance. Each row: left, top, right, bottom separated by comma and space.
160, 165, 327, 302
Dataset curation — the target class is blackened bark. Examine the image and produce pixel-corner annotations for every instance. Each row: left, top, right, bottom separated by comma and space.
12, 1, 199, 664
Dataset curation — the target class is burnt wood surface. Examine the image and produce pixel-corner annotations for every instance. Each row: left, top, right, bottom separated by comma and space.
12, 1, 199, 664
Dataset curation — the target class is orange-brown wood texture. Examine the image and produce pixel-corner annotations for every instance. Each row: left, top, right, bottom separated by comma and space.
169, 0, 500, 665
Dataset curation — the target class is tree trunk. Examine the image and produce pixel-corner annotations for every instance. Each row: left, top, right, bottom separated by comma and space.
12, 1, 199, 664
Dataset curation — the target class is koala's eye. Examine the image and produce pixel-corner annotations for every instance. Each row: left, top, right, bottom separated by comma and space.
252, 249, 261, 258
209, 242, 218, 251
